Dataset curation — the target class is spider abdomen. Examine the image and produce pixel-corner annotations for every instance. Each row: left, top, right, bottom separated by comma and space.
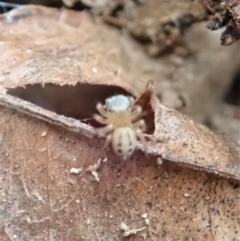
112, 127, 137, 160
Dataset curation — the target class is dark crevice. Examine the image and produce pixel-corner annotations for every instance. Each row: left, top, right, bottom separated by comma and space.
224, 69, 240, 107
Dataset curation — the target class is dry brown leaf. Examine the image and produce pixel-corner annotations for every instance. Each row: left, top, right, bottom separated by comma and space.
137, 81, 240, 179
0, 5, 240, 241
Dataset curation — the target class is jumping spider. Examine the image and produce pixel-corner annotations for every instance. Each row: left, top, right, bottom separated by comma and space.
94, 95, 147, 160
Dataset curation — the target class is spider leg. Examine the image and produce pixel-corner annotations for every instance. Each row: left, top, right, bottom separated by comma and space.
129, 96, 135, 107
96, 124, 114, 137
133, 119, 146, 132
131, 105, 142, 120
104, 134, 112, 149
135, 128, 148, 156
96, 103, 108, 117
93, 114, 109, 125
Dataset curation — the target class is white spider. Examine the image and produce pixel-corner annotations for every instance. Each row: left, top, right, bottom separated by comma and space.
94, 94, 147, 160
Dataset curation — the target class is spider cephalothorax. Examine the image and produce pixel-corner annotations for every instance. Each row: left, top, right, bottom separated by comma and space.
94, 95, 147, 160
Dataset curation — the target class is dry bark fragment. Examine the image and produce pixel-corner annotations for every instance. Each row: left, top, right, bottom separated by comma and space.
207, 0, 240, 45
124, 0, 207, 56
134, 81, 240, 180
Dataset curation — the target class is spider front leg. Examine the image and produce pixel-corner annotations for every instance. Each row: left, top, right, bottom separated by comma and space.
94, 114, 109, 125
131, 105, 143, 121
134, 119, 148, 155
133, 119, 146, 132
95, 123, 113, 137
96, 103, 108, 117
128, 96, 135, 107
96, 125, 113, 149
104, 134, 112, 149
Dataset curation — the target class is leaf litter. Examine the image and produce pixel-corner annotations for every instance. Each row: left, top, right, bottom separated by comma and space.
0, 4, 239, 241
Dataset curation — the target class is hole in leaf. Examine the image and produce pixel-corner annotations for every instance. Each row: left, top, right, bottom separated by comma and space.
7, 83, 155, 134
7, 83, 129, 126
